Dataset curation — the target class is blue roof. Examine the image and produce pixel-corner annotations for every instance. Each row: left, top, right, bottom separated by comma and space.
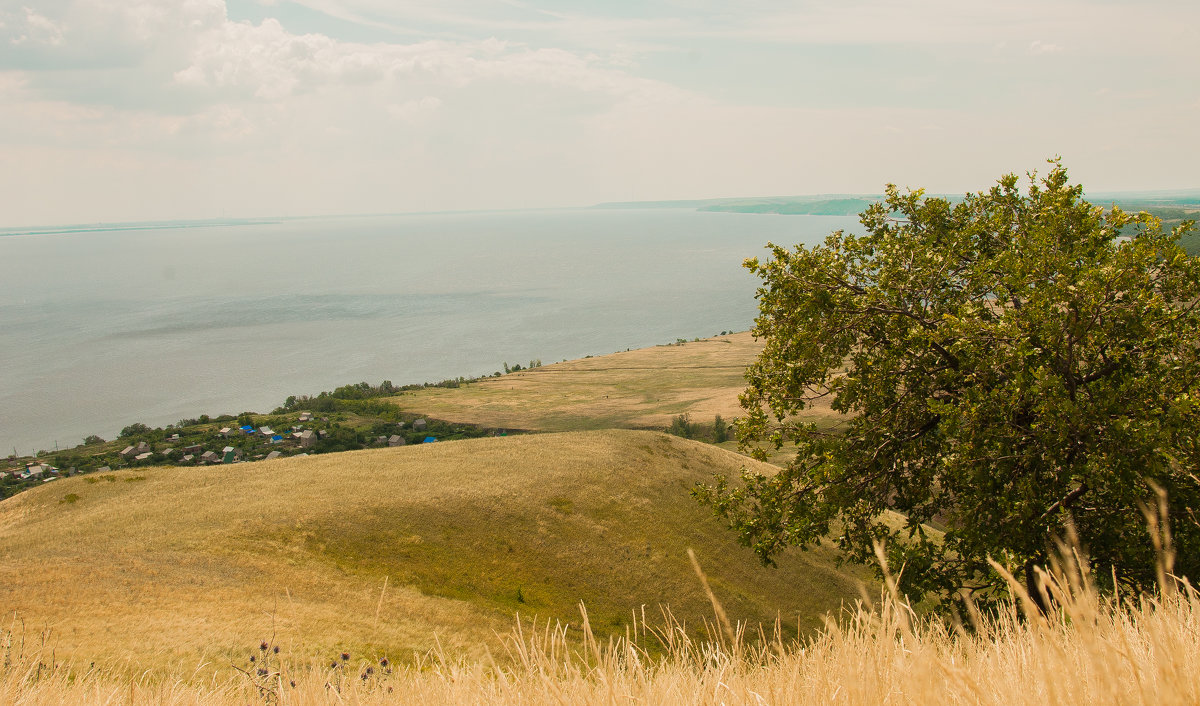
241, 425, 255, 431
272, 435, 283, 441
423, 437, 437, 443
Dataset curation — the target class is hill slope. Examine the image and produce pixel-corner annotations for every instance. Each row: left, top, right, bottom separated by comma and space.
0, 430, 869, 671
386, 332, 840, 434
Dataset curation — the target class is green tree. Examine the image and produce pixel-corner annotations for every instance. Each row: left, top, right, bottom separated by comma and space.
118, 423, 150, 438
696, 162, 1200, 609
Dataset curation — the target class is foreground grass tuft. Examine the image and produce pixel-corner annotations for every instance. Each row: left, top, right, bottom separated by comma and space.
4, 559, 1197, 705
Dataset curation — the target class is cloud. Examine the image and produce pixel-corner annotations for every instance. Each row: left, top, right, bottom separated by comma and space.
387, 96, 442, 121
0, 0, 1197, 227
10, 7, 65, 46
1028, 40, 1065, 55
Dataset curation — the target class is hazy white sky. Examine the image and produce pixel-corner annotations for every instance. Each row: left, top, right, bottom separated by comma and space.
2, 0, 1197, 226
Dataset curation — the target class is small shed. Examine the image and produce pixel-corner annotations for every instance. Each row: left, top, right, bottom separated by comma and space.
219, 427, 233, 437
412, 419, 427, 432
422, 437, 437, 444
388, 435, 406, 447
134, 452, 153, 461
299, 430, 317, 448
222, 446, 243, 462
265, 450, 282, 460
260, 427, 275, 437
120, 445, 136, 458
135, 441, 150, 453
200, 450, 219, 463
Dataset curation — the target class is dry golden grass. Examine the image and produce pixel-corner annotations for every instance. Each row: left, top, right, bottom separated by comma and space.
4, 557, 1196, 705
389, 333, 839, 434
0, 430, 869, 676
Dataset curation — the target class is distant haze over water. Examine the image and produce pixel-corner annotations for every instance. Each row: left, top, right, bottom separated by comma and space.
0, 209, 856, 455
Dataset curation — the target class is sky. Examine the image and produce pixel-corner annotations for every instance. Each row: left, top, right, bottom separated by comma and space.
1, 0, 1197, 226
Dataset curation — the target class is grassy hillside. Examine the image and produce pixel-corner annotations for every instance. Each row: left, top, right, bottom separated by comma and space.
384, 332, 841, 436
0, 430, 870, 673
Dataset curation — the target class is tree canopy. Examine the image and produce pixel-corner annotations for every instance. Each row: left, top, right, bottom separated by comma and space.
697, 162, 1200, 609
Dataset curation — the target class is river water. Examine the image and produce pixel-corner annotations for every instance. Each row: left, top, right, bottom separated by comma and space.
0, 208, 857, 454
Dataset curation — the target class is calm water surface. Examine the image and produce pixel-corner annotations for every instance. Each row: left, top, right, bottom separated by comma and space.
0, 209, 857, 454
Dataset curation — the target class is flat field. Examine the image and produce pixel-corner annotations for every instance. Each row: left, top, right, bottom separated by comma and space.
388, 331, 841, 465
388, 333, 782, 432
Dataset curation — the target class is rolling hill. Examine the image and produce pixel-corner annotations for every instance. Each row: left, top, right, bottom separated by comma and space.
0, 430, 870, 673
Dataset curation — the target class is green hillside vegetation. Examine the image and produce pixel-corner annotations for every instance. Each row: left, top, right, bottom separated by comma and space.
1112, 203, 1200, 255
0, 430, 872, 673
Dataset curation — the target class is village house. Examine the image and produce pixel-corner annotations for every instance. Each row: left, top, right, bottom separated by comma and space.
388, 435, 405, 447
135, 441, 150, 454
200, 450, 218, 464
222, 446, 243, 463
299, 430, 316, 448
298, 412, 312, 422
183, 444, 202, 455
219, 427, 234, 437
260, 426, 275, 437
412, 419, 428, 432
120, 445, 137, 458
